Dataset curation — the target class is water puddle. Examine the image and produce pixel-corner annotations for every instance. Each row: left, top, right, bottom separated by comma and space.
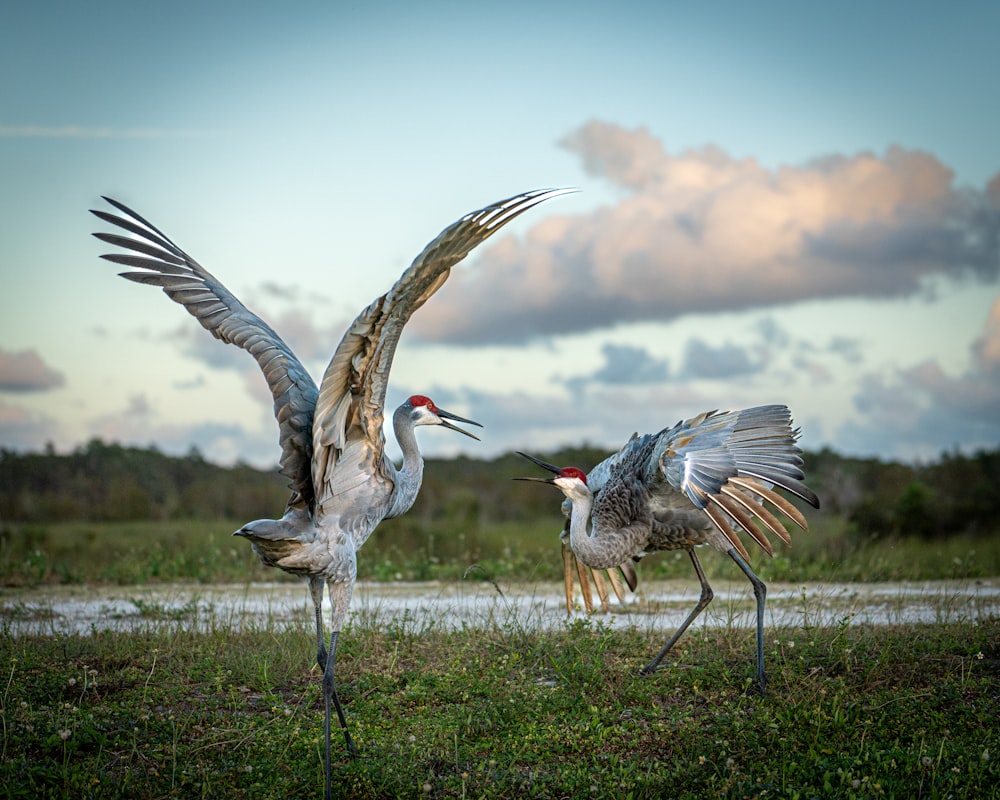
2, 577, 997, 637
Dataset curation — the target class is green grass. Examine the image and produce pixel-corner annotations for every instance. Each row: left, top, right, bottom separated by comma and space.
3, 516, 1000, 588
2, 608, 998, 799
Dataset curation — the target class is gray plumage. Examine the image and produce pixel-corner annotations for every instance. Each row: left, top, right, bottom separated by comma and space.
92, 187, 573, 800
518, 404, 820, 694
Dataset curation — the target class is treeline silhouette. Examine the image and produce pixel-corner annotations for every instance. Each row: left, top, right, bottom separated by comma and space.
2, 439, 999, 541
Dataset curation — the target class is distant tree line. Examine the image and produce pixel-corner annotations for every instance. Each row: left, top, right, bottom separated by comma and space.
2, 438, 999, 541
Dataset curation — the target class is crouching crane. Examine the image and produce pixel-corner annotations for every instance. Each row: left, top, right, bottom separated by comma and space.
92, 187, 573, 800
517, 405, 820, 694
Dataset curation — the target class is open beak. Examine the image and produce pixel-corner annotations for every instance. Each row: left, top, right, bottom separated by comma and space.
513, 451, 562, 483
436, 407, 482, 441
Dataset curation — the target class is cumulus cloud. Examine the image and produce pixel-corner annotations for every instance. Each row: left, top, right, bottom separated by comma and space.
679, 338, 760, 379
0, 349, 65, 392
842, 301, 1000, 458
409, 120, 1000, 345
563, 342, 670, 394
972, 296, 1000, 374
87, 392, 279, 467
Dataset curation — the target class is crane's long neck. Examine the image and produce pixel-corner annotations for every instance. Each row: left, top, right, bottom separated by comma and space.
565, 484, 647, 571
386, 406, 425, 518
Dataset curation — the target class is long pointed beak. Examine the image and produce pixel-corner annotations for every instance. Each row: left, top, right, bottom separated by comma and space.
436, 407, 482, 441
516, 451, 562, 474
513, 451, 561, 483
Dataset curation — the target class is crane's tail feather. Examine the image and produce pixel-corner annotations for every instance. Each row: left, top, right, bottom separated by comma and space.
702, 502, 752, 562
604, 565, 629, 604
589, 567, 611, 608
561, 541, 637, 615
720, 483, 792, 546
618, 558, 638, 592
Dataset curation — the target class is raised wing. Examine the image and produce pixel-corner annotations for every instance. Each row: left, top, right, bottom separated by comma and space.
651, 405, 821, 560
311, 188, 576, 503
91, 197, 319, 507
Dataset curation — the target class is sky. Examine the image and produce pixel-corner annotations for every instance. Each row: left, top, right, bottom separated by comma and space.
2, 0, 999, 473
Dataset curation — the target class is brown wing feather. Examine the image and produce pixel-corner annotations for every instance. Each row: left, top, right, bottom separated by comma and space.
311, 189, 576, 502
91, 198, 318, 508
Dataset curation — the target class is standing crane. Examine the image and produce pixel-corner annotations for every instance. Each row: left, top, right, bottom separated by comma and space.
517, 404, 820, 694
91, 187, 573, 800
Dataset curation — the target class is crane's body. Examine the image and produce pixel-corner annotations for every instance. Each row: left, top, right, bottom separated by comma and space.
92, 188, 572, 800
519, 404, 820, 693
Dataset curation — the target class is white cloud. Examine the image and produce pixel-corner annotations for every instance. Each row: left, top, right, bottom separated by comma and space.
86, 391, 279, 467
0, 349, 65, 392
842, 300, 1000, 458
972, 297, 1000, 374
408, 120, 1000, 346
563, 342, 669, 393
679, 338, 761, 380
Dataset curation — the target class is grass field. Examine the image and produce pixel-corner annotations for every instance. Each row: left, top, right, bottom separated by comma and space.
2, 609, 997, 799
2, 518, 999, 798
3, 515, 1000, 587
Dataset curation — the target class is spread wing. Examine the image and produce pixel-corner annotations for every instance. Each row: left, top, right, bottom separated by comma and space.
559, 406, 819, 606
91, 197, 319, 507
311, 188, 576, 505
652, 405, 821, 560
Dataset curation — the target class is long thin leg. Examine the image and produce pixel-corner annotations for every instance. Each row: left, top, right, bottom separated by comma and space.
309, 576, 327, 670
726, 547, 767, 695
641, 548, 714, 674
322, 629, 358, 800
321, 579, 358, 800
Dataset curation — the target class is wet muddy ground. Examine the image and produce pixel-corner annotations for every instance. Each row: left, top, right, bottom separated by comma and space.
3, 577, 997, 636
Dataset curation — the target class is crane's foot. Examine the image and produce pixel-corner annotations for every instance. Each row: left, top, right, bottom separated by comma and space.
343, 732, 361, 759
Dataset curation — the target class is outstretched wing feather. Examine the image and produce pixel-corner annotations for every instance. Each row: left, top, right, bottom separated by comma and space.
92, 198, 319, 506
654, 405, 818, 557
311, 189, 576, 503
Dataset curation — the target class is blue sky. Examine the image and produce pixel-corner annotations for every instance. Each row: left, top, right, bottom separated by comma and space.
2, 0, 999, 469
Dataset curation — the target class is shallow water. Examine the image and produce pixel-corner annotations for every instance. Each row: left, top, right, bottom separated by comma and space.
2, 577, 997, 637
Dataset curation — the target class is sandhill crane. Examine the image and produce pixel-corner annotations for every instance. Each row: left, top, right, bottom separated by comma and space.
517, 404, 820, 694
91, 187, 573, 800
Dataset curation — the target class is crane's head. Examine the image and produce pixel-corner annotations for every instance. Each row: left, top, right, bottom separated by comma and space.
514, 451, 589, 495
403, 395, 482, 440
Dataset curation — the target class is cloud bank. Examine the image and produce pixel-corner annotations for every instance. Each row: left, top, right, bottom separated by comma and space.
410, 120, 1000, 345
0, 349, 65, 392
